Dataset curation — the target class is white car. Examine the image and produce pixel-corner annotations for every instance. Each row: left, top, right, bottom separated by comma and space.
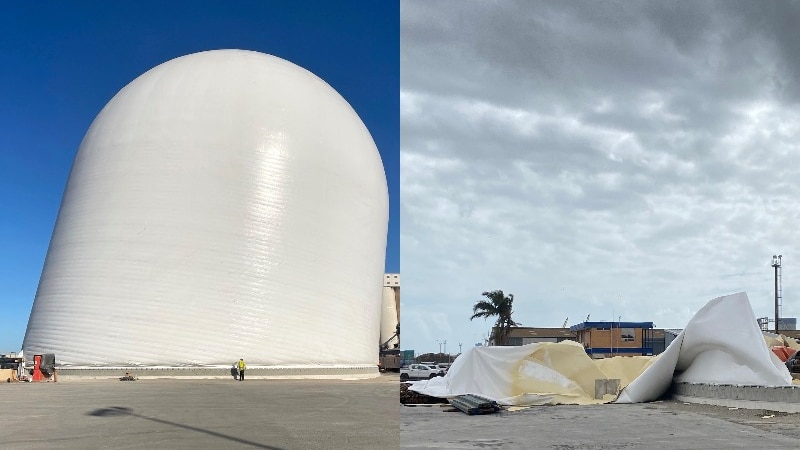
400, 364, 445, 381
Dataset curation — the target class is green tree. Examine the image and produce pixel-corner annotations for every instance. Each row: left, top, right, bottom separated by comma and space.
470, 290, 519, 346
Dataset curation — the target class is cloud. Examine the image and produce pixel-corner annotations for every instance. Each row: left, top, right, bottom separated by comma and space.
400, 0, 800, 355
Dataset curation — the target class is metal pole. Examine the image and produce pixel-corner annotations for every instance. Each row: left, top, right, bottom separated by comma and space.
775, 261, 780, 335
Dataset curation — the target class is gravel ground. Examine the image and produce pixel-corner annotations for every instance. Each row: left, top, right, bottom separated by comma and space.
401, 396, 800, 449
2, 374, 399, 450
659, 398, 800, 438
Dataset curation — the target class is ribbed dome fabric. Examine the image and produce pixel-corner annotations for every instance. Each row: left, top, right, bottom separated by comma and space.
23, 50, 388, 367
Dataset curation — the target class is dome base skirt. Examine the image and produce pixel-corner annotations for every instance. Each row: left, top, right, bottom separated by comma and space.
49, 365, 379, 380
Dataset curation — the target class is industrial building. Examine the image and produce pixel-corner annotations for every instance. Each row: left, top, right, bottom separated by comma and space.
22, 50, 388, 376
505, 327, 576, 345
569, 321, 655, 357
758, 317, 798, 332
381, 273, 400, 350
497, 322, 660, 357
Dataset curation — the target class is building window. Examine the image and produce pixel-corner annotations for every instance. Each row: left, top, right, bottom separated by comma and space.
621, 328, 635, 342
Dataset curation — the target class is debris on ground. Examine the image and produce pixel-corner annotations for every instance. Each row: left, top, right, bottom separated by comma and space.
400, 382, 448, 405
119, 372, 138, 381
450, 394, 502, 415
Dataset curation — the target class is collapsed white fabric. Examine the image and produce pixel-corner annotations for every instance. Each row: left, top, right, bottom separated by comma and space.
411, 292, 792, 405
617, 292, 790, 403
410, 340, 624, 405
674, 292, 789, 385
412, 344, 551, 403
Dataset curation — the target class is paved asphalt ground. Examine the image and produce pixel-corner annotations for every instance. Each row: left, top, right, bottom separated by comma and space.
401, 399, 800, 449
0, 373, 398, 449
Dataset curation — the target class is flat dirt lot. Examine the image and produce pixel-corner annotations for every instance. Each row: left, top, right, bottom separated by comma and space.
401, 398, 800, 449
1, 373, 399, 450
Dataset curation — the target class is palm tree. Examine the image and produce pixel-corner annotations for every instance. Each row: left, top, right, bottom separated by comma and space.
470, 290, 519, 346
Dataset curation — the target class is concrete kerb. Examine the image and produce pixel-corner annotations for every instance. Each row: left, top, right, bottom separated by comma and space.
672, 382, 800, 413
53, 365, 380, 381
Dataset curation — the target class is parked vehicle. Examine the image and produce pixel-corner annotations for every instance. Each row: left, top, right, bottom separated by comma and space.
378, 349, 401, 372
785, 350, 800, 373
400, 364, 445, 381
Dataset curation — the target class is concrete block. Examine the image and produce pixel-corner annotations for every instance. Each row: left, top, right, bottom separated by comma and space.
672, 382, 800, 413
595, 378, 620, 399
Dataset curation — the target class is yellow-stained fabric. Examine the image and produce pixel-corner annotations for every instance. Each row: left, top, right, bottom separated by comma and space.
410, 293, 794, 406
510, 341, 612, 405
764, 334, 800, 351
594, 354, 660, 387
783, 335, 800, 351
507, 343, 665, 405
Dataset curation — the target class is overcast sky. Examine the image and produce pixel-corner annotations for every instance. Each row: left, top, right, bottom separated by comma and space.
400, 0, 800, 355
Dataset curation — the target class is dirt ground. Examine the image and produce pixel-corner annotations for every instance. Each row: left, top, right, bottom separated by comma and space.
659, 398, 800, 439
402, 396, 800, 449
2, 374, 399, 450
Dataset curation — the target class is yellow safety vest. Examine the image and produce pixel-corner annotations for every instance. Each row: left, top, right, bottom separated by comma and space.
238, 360, 246, 370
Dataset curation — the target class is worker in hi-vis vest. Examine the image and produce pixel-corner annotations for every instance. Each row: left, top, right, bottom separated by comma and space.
237, 358, 246, 381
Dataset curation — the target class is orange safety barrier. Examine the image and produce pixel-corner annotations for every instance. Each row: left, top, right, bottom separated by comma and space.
771, 346, 797, 362
32, 354, 45, 381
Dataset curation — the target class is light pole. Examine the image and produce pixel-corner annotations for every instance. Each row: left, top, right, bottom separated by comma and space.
773, 255, 782, 334
436, 340, 442, 354
459, 342, 463, 354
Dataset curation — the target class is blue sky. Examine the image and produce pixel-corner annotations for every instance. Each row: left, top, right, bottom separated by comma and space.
0, 1, 399, 352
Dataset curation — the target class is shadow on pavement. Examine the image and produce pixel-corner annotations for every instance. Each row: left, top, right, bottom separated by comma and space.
88, 406, 285, 449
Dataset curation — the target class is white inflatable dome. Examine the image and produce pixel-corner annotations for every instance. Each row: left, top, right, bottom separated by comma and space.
23, 50, 388, 369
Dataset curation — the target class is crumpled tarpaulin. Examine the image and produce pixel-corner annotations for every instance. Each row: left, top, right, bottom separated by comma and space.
409, 292, 791, 405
